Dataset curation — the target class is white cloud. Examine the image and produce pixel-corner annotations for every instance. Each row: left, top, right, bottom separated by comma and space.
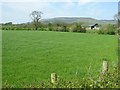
6, 2, 50, 11
79, 0, 94, 4
1, 2, 52, 23
1, 0, 72, 2
1, 0, 120, 2
78, 0, 119, 6
0, 3, 2, 22
1, 1, 118, 23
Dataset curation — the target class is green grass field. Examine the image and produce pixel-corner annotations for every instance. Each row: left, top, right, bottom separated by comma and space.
2, 30, 118, 87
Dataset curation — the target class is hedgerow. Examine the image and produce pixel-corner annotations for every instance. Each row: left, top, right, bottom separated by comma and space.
2, 64, 118, 88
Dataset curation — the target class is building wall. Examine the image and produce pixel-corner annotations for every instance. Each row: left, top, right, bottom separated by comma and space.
86, 26, 100, 30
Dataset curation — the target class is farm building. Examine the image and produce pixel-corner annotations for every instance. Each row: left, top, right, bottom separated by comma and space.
82, 23, 100, 30
87, 23, 100, 30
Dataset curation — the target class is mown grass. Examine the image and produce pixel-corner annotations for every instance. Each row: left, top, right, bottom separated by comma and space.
2, 30, 118, 87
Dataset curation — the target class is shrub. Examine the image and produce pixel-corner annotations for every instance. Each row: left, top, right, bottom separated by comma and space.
39, 27, 47, 31
117, 27, 120, 35
5, 28, 8, 30
14, 28, 17, 30
48, 23, 53, 31
79, 27, 86, 33
68, 23, 86, 33
2, 27, 5, 30
98, 29, 106, 34
3, 63, 118, 88
11, 28, 14, 30
47, 64, 118, 88
49, 27, 53, 31
56, 26, 66, 32
16, 28, 21, 30
98, 24, 117, 35
27, 28, 31, 30
68, 24, 77, 32
106, 24, 116, 35
52, 26, 58, 31
21, 28, 25, 30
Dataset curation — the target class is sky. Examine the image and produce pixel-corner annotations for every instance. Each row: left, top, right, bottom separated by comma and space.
0, 0, 119, 24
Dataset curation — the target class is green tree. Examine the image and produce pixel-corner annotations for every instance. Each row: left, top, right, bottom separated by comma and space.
48, 23, 52, 31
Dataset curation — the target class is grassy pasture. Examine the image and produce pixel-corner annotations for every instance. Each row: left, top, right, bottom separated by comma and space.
2, 30, 118, 87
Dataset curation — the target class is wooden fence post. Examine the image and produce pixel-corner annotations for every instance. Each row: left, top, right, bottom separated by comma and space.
51, 73, 57, 84
102, 61, 108, 75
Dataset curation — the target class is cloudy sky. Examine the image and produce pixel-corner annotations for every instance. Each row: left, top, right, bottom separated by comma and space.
1, 0, 119, 24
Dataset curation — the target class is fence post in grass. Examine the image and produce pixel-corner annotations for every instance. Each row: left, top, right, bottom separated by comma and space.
102, 61, 108, 75
51, 73, 57, 84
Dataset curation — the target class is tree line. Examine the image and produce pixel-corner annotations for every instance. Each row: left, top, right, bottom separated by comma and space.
1, 11, 118, 35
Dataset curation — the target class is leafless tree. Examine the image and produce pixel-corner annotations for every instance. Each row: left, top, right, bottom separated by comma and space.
30, 11, 43, 30
114, 12, 120, 20
113, 12, 120, 28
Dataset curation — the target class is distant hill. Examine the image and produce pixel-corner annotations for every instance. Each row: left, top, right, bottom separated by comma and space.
41, 17, 116, 25
100, 20, 117, 24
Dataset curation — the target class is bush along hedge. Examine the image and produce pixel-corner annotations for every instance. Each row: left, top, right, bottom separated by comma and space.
2, 23, 118, 35
98, 24, 117, 35
2, 61, 118, 88
45, 63, 118, 88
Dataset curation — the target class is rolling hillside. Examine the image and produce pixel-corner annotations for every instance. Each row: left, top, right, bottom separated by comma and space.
41, 17, 116, 25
